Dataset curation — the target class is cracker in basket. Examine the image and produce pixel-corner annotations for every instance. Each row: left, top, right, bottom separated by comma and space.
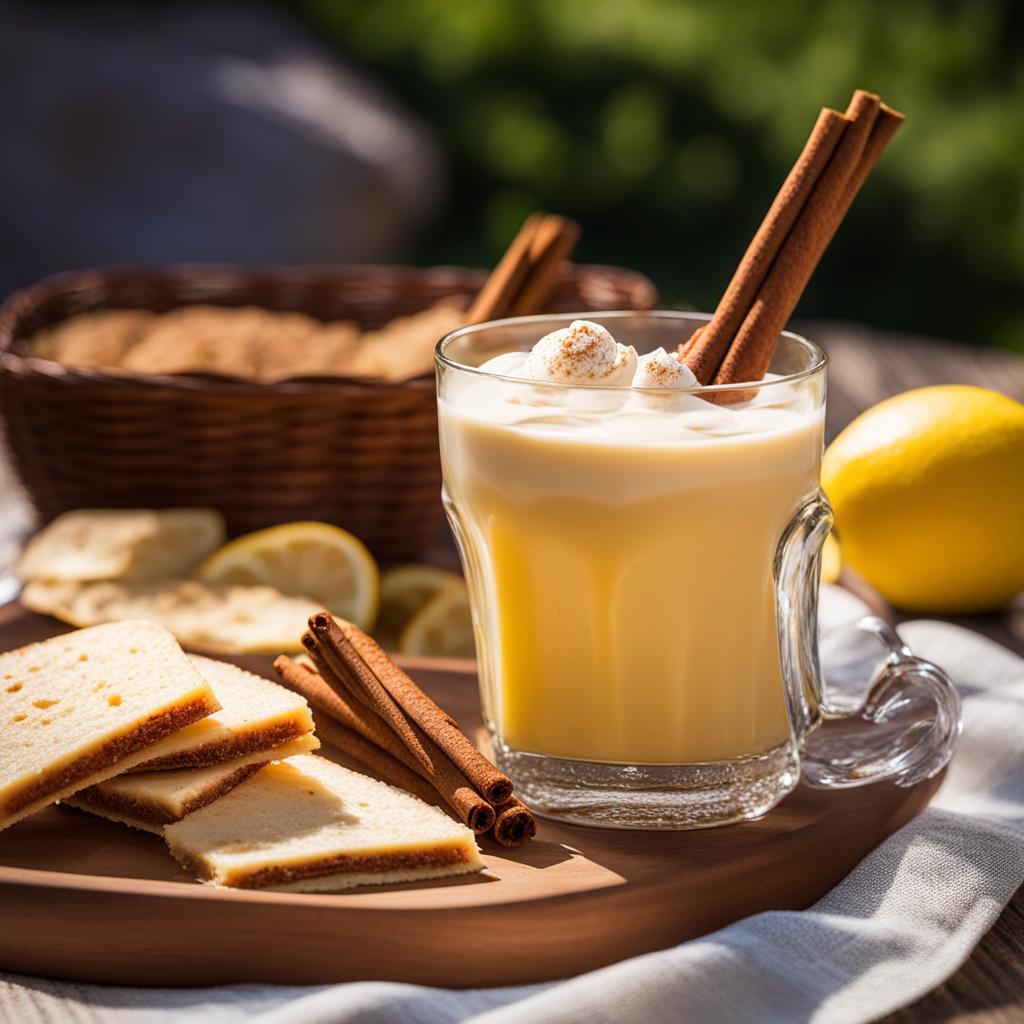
16, 509, 226, 584
118, 305, 323, 378
21, 578, 321, 655
25, 300, 466, 381
28, 310, 155, 368
260, 320, 361, 380
352, 300, 466, 380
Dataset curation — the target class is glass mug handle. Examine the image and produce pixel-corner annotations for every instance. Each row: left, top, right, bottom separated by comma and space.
774, 495, 962, 789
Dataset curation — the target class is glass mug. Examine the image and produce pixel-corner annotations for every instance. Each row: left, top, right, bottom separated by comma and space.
435, 311, 960, 829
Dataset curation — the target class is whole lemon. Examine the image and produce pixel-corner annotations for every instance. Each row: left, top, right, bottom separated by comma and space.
822, 385, 1024, 613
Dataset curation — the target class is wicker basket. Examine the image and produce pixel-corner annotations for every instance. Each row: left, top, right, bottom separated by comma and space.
0, 263, 656, 561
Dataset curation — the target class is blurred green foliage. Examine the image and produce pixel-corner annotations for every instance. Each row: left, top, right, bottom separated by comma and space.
298, 0, 1024, 350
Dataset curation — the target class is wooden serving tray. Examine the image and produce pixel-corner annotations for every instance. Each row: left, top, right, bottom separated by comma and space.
0, 604, 940, 988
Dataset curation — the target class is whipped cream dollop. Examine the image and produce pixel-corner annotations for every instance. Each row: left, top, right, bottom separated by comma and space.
632, 347, 698, 389
525, 320, 637, 386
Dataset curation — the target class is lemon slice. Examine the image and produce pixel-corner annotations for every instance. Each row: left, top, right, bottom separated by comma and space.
196, 522, 379, 628
398, 582, 475, 659
821, 533, 842, 585
376, 564, 464, 650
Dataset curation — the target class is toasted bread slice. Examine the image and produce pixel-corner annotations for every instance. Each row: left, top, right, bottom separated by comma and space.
15, 508, 225, 583
66, 735, 319, 834
0, 621, 219, 830
66, 733, 320, 834
164, 754, 484, 890
130, 656, 316, 770
65, 760, 263, 834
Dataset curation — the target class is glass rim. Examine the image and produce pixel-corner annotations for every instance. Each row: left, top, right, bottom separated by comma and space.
434, 310, 827, 394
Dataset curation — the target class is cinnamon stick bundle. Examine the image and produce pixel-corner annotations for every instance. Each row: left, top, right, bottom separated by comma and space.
273, 619, 536, 847
465, 213, 581, 324
505, 214, 582, 317
310, 614, 513, 804
682, 89, 904, 397
275, 656, 496, 834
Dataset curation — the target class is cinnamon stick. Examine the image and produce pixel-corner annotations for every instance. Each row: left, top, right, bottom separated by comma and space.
682, 89, 903, 396
465, 213, 543, 324
838, 98, 905, 218
465, 212, 580, 324
328, 617, 514, 805
302, 632, 454, 731
711, 91, 882, 391
303, 624, 432, 771
681, 107, 848, 385
273, 656, 496, 834
290, 646, 463, 805
278, 652, 395, 742
505, 214, 582, 317
301, 634, 357, 702
491, 796, 537, 849
276, 655, 449, 787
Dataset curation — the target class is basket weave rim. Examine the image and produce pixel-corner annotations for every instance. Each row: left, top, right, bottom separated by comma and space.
0, 261, 657, 394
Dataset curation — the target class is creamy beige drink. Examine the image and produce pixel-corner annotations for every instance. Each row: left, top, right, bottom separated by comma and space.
439, 320, 824, 766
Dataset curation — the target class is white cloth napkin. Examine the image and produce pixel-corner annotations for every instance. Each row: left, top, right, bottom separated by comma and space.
3, 588, 1023, 1024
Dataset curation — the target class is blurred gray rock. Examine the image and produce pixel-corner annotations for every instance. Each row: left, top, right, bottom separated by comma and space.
0, 1, 446, 297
